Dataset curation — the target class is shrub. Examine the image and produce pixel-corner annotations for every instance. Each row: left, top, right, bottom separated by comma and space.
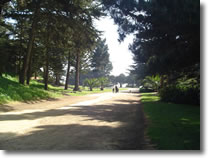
159, 85, 200, 105
84, 78, 99, 91
97, 77, 108, 91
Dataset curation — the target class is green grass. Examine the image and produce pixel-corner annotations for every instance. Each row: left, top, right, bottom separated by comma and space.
67, 87, 128, 96
0, 76, 61, 104
141, 92, 200, 150
0, 75, 128, 104
48, 86, 114, 96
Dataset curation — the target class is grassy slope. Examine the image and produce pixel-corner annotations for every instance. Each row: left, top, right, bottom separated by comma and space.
141, 92, 200, 150
0, 76, 61, 104
0, 76, 127, 104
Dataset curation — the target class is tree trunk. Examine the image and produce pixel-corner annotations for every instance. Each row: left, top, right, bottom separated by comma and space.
18, 18, 23, 82
26, 49, 33, 85
44, 51, 49, 90
19, 1, 41, 85
44, 16, 51, 91
74, 51, 80, 91
55, 73, 60, 86
15, 55, 18, 75
26, 67, 31, 85
34, 71, 37, 79
64, 52, 71, 90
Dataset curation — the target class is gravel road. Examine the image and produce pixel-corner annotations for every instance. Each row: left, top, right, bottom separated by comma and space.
0, 90, 150, 150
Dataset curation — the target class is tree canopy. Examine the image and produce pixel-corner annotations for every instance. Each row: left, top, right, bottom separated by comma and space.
102, 0, 200, 104
0, 0, 104, 91
91, 38, 113, 78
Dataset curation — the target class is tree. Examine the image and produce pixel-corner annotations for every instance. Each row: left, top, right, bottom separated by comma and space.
1, 0, 104, 91
73, 28, 100, 91
91, 38, 112, 78
64, 51, 72, 90
126, 73, 137, 88
0, 0, 11, 17
49, 48, 66, 86
78, 38, 112, 87
115, 73, 126, 88
19, 0, 41, 85
97, 77, 108, 90
141, 75, 160, 92
102, 0, 199, 84
84, 78, 99, 91
102, 0, 199, 104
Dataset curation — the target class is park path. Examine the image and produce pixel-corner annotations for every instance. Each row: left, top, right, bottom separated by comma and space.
0, 90, 150, 150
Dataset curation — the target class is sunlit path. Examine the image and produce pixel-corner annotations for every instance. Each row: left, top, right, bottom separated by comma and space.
0, 91, 150, 150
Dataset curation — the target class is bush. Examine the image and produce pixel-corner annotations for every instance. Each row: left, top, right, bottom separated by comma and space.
159, 85, 200, 105
83, 78, 99, 91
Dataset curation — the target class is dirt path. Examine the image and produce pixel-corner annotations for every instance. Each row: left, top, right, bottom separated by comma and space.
0, 91, 150, 150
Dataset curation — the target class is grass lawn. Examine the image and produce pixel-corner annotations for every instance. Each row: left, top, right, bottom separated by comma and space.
49, 85, 124, 96
0, 75, 128, 104
0, 76, 61, 104
141, 92, 200, 150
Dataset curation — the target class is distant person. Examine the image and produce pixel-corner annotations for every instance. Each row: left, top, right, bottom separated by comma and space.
112, 87, 115, 93
115, 86, 119, 93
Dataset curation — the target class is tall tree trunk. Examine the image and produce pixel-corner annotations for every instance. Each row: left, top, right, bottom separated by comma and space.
55, 73, 60, 86
18, 18, 24, 82
19, 1, 41, 85
26, 52, 33, 85
44, 50, 49, 90
18, 54, 21, 77
74, 51, 80, 91
65, 52, 71, 90
34, 71, 37, 79
15, 55, 18, 75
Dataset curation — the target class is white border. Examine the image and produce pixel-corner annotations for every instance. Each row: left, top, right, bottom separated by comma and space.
0, 0, 206, 157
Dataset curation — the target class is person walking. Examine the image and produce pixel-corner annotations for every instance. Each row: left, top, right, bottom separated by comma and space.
115, 85, 119, 93
112, 86, 115, 93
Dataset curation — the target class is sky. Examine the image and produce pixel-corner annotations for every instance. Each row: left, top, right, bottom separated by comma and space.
94, 17, 134, 76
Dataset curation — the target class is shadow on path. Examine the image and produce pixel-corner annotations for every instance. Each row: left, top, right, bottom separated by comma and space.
0, 95, 146, 150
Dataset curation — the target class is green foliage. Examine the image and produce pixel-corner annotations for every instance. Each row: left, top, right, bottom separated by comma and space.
83, 78, 99, 91
1, 0, 103, 89
91, 38, 113, 78
141, 93, 200, 150
112, 73, 126, 87
97, 77, 108, 90
103, 0, 200, 104
125, 73, 137, 87
80, 38, 113, 84
103, 0, 199, 77
140, 75, 160, 92
159, 86, 200, 105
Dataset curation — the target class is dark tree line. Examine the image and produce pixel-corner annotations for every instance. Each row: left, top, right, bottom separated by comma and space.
0, 0, 200, 104
0, 0, 108, 91
68, 38, 113, 86
102, 0, 200, 104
